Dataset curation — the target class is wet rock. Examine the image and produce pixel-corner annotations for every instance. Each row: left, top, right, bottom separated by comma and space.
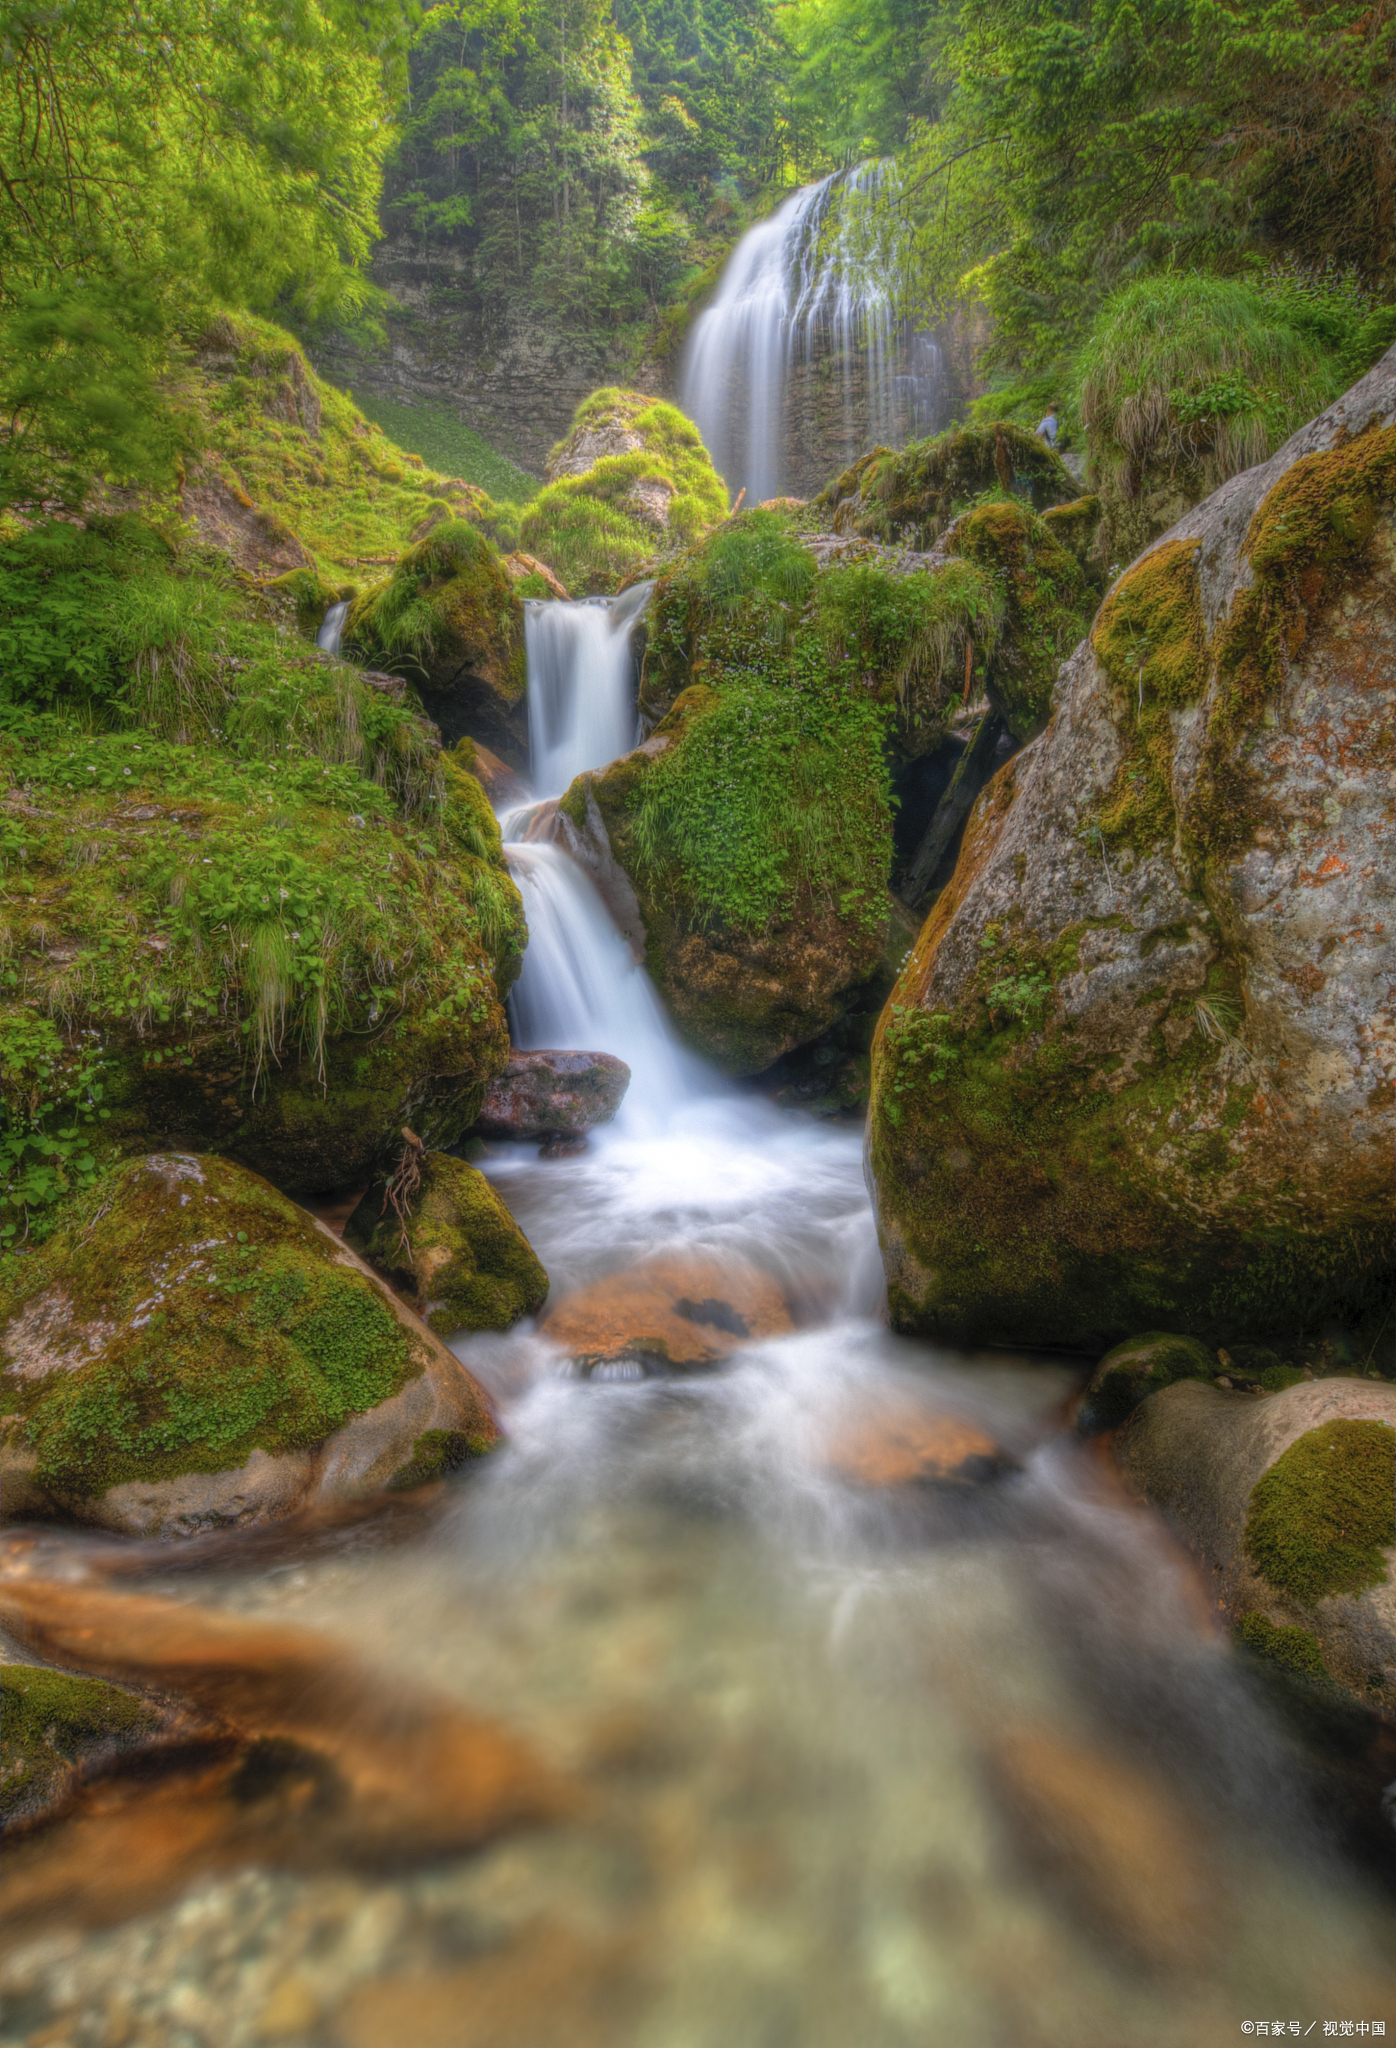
0, 1154, 499, 1537
824, 1402, 1015, 1487
0, 1581, 568, 1931
869, 350, 1396, 1351
0, 1665, 173, 1830
450, 733, 530, 807
1077, 1331, 1219, 1434
474, 1050, 631, 1140
540, 1255, 791, 1375
988, 1725, 1224, 1971
347, 521, 528, 757
1113, 1377, 1395, 1712
345, 1139, 548, 1337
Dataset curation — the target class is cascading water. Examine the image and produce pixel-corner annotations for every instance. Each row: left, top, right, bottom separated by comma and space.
681, 160, 944, 502
316, 598, 350, 656
524, 582, 651, 799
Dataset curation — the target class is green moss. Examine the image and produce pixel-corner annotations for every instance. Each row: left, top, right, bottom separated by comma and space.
1087, 540, 1206, 849
1234, 1612, 1329, 1680
1, 1154, 423, 1497
945, 499, 1090, 739
345, 1150, 547, 1337
1244, 1420, 1396, 1604
346, 519, 525, 708
386, 1426, 495, 1491
1, 1665, 158, 1821
1079, 1329, 1218, 1430
814, 422, 1077, 549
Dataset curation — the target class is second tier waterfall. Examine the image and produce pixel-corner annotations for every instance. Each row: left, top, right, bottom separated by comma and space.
524, 583, 650, 799
680, 160, 945, 502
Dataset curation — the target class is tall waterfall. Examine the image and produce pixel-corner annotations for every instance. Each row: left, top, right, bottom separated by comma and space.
680, 160, 943, 503
524, 583, 650, 800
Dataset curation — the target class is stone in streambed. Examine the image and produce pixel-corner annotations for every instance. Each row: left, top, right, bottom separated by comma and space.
1077, 1330, 1219, 1433
345, 1144, 547, 1338
541, 1255, 791, 1375
824, 1402, 1016, 1487
0, 1153, 500, 1537
0, 1665, 168, 1829
474, 1049, 631, 1140
1113, 1377, 1395, 1714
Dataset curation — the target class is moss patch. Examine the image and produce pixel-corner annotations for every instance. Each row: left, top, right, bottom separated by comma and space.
813, 422, 1078, 550
345, 1150, 547, 1338
346, 519, 525, 719
1079, 1329, 1217, 1431
1, 1665, 158, 1823
1234, 1612, 1329, 1680
386, 1426, 495, 1492
1244, 1420, 1396, 1605
945, 499, 1091, 739
1, 1154, 420, 1497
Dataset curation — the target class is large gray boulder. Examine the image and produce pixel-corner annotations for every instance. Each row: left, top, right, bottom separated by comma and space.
868, 349, 1396, 1350
1114, 1378, 1395, 1712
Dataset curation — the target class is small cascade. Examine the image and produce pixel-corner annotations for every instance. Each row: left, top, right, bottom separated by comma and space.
681, 160, 943, 502
502, 835, 695, 1132
524, 583, 650, 800
316, 599, 350, 657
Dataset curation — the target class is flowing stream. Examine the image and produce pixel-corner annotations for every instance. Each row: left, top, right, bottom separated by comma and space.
681, 162, 944, 502
4, 600, 1394, 2047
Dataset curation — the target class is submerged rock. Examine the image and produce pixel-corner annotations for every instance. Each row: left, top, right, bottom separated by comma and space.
540, 1255, 791, 1375
824, 1403, 1015, 1488
1077, 1330, 1219, 1433
474, 1050, 630, 1140
0, 1154, 499, 1537
868, 349, 1396, 1350
1114, 1377, 1395, 1714
345, 1140, 548, 1337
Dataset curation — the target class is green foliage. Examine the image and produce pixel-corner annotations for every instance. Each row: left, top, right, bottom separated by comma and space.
631, 668, 891, 930
0, 0, 407, 502
985, 970, 1052, 1026
1244, 1421, 1396, 1605
880, 1005, 959, 1127
0, 1010, 112, 1249
350, 389, 540, 502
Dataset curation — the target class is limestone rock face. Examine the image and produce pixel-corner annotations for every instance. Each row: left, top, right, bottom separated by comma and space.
1114, 1378, 1395, 1713
345, 1147, 548, 1337
475, 1051, 631, 1139
0, 1154, 499, 1537
869, 350, 1396, 1350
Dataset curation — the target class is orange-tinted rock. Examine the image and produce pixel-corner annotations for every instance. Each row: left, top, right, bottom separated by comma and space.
826, 1403, 1013, 1487
0, 1580, 569, 1931
987, 1725, 1223, 1971
541, 1255, 791, 1373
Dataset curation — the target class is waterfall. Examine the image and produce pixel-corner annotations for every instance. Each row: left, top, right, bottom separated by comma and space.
317, 599, 350, 657
524, 584, 650, 800
680, 160, 943, 503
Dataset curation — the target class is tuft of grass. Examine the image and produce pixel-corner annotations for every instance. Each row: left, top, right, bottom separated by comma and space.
1077, 276, 1340, 507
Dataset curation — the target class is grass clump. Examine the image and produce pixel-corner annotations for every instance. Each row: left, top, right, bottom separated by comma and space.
1244, 1420, 1396, 1605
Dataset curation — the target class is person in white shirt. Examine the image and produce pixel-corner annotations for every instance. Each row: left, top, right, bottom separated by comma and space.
1035, 404, 1060, 448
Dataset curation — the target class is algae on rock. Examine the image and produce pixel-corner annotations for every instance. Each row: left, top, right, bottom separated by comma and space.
868, 351, 1396, 1351
346, 1146, 548, 1338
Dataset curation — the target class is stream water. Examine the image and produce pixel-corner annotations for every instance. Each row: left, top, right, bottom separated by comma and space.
3, 601, 1393, 2047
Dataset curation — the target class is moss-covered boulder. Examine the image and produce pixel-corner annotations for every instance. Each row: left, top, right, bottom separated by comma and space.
1114, 1378, 1395, 1716
2, 701, 524, 1210
519, 390, 729, 595
345, 520, 527, 759
868, 349, 1396, 1350
1078, 1331, 1219, 1434
345, 1145, 548, 1338
941, 499, 1092, 740
814, 423, 1079, 550
0, 1665, 164, 1827
0, 1154, 499, 1536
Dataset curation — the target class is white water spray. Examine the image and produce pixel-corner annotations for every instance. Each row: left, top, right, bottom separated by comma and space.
681, 161, 943, 502
316, 599, 350, 657
524, 583, 650, 800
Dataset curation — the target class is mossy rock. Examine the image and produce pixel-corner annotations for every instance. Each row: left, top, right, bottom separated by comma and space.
264, 565, 342, 640
1113, 1378, 1395, 1718
3, 711, 521, 1202
345, 1149, 548, 1338
1, 1665, 160, 1826
1042, 496, 1104, 566
943, 499, 1092, 739
346, 520, 527, 758
1078, 1330, 1218, 1433
814, 422, 1078, 550
0, 1153, 498, 1536
868, 356, 1396, 1351
520, 389, 729, 596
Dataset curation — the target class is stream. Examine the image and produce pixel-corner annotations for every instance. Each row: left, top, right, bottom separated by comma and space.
3, 600, 1393, 2048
